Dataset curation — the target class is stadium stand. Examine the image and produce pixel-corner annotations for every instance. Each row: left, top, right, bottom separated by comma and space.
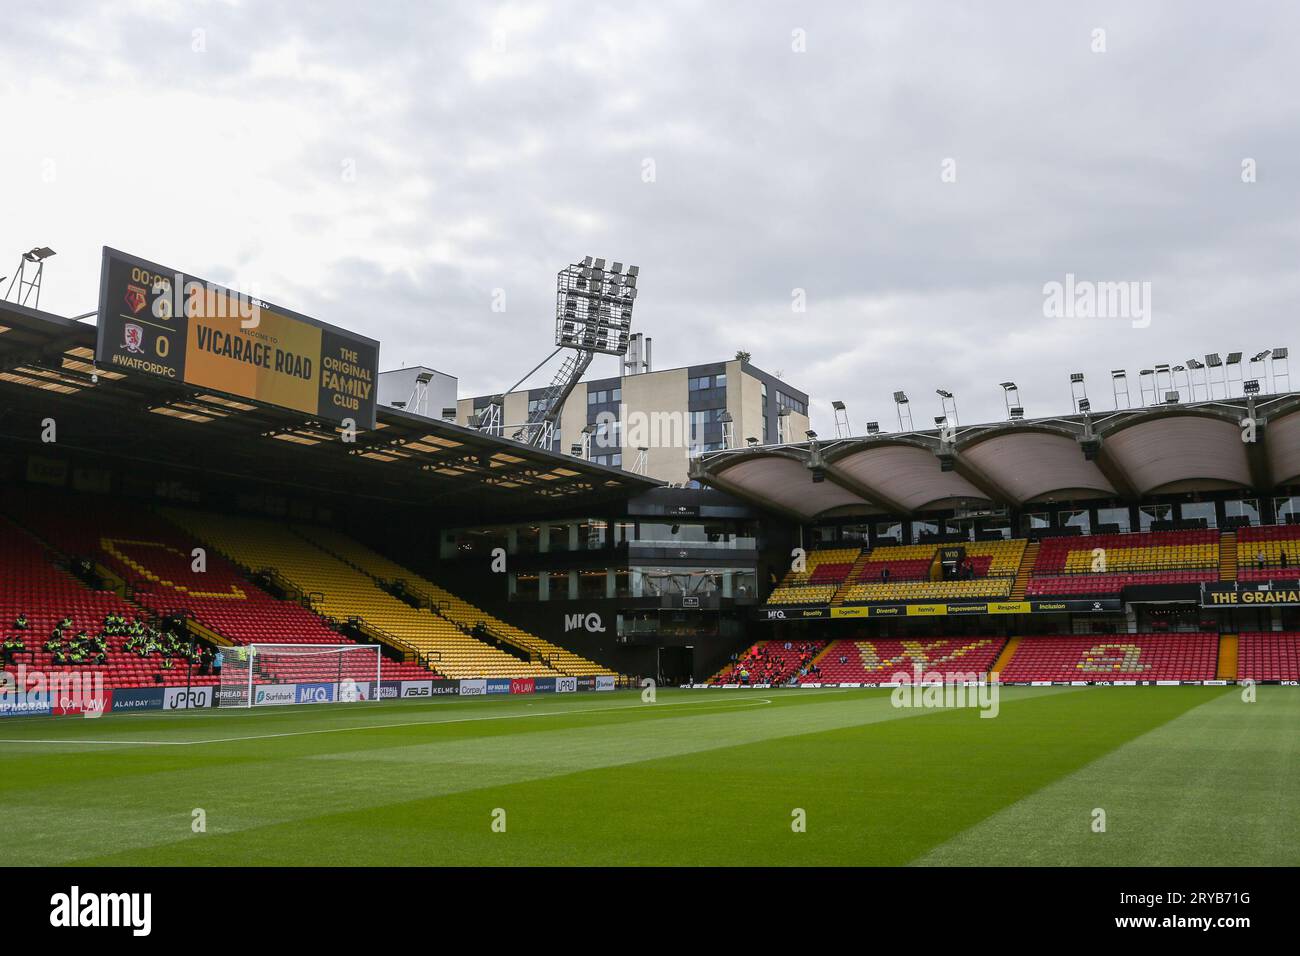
766, 546, 858, 605
805, 638, 1004, 683
1237, 632, 1300, 681
1236, 525, 1300, 581
0, 515, 212, 690
1025, 530, 1219, 597
294, 525, 616, 677
162, 508, 563, 679
996, 634, 1219, 682
837, 539, 1025, 604
710, 640, 825, 685
4, 490, 430, 682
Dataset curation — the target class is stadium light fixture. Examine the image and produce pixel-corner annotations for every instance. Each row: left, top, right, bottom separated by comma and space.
746, 436, 760, 447
805, 429, 817, 440
893, 391, 913, 431
866, 421, 881, 435
5, 245, 56, 309
1138, 369, 1156, 407
1077, 397, 1091, 413
1069, 371, 1088, 413
1225, 352, 1245, 396
1183, 358, 1207, 400
1272, 347, 1291, 393
1110, 369, 1131, 409
1203, 353, 1226, 399
1164, 390, 1180, 404
936, 389, 959, 427
999, 382, 1021, 421
715, 409, 736, 449
1250, 351, 1272, 393
1244, 379, 1261, 395
831, 400, 851, 439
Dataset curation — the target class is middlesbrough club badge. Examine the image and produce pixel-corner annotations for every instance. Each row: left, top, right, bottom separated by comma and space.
122, 323, 145, 354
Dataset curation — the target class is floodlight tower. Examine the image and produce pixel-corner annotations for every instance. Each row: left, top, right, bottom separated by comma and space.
485, 256, 640, 448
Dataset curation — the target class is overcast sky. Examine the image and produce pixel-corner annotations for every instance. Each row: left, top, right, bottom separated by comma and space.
3, 1, 1299, 433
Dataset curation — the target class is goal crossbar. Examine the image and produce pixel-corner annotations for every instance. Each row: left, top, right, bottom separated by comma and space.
217, 642, 382, 709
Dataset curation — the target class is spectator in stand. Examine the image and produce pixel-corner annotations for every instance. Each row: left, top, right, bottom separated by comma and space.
1, 634, 24, 663
13, 613, 28, 631
1257, 551, 1266, 570
1282, 551, 1289, 569
213, 650, 224, 675
881, 566, 891, 584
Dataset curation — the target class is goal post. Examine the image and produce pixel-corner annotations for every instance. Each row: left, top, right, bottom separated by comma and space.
216, 643, 382, 709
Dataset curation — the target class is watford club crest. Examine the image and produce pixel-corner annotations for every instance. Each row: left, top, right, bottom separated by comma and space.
124, 283, 148, 314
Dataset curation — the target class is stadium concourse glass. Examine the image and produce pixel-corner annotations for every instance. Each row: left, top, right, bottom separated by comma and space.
217, 644, 382, 709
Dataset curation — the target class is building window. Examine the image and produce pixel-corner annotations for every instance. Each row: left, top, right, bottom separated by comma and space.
1225, 499, 1260, 525
1021, 512, 1050, 534
775, 391, 806, 415
1061, 509, 1091, 534
1180, 501, 1216, 528
1138, 503, 1173, 530
1272, 496, 1299, 523
1096, 506, 1131, 533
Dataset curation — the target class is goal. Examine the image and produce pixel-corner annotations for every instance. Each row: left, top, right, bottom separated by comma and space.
217, 643, 382, 709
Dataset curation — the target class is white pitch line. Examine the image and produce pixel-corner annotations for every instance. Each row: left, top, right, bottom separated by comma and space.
0, 695, 776, 747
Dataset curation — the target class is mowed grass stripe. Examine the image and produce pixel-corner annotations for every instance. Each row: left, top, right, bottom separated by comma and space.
5, 688, 946, 865
58, 686, 1214, 867
914, 685, 1297, 866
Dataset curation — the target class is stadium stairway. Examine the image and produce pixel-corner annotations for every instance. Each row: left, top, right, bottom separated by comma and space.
1217, 634, 1238, 679
1219, 532, 1238, 581
1010, 542, 1038, 600
292, 525, 618, 677
991, 636, 1020, 674
830, 549, 872, 606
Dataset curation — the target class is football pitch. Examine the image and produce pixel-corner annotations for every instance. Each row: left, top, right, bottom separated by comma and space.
1, 686, 1295, 867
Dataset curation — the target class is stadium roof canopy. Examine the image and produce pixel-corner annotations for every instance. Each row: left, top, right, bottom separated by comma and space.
690, 393, 1300, 521
0, 301, 657, 519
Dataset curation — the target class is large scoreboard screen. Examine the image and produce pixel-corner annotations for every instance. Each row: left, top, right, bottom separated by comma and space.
96, 247, 379, 429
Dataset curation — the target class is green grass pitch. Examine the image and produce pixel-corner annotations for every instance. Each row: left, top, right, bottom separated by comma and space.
1, 685, 1295, 866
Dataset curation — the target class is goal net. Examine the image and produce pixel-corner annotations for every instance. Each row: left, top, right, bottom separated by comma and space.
217, 643, 382, 709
